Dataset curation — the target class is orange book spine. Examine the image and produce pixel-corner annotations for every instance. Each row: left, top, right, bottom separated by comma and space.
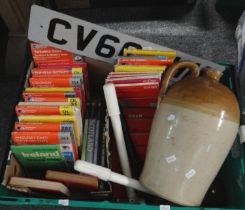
32, 68, 73, 75
32, 74, 74, 78
16, 105, 61, 115
31, 67, 83, 75
30, 43, 75, 66
29, 78, 80, 87
24, 96, 68, 103
14, 122, 61, 132
11, 132, 64, 145
23, 91, 76, 98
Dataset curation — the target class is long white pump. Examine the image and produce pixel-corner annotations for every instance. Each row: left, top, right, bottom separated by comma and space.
103, 83, 136, 201
74, 160, 154, 195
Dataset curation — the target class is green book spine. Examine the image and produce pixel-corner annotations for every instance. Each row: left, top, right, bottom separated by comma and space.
11, 144, 67, 170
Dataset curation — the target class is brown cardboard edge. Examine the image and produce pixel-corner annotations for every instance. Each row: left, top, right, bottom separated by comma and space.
2, 153, 26, 187
84, 57, 113, 98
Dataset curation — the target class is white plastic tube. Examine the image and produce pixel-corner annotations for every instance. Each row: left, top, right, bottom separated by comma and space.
103, 83, 136, 201
74, 160, 153, 194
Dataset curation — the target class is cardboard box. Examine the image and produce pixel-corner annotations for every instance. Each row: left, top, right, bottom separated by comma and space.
0, 4, 245, 210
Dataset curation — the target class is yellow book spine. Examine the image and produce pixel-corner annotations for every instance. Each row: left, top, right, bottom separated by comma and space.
71, 67, 83, 74
123, 48, 176, 58
67, 98, 80, 109
18, 102, 70, 106
59, 106, 75, 115
114, 65, 167, 72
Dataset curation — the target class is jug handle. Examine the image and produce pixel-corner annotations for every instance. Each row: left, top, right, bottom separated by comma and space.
158, 60, 200, 105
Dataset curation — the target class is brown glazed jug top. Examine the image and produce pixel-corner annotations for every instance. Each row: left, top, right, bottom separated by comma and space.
163, 68, 240, 123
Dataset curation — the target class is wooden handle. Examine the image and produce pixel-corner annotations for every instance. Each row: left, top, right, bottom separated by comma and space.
159, 60, 200, 102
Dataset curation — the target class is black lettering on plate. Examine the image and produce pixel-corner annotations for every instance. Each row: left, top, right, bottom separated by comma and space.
95, 34, 120, 58
77, 25, 98, 51
47, 18, 71, 45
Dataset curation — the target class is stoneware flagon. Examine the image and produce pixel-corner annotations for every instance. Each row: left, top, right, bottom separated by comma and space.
140, 60, 240, 206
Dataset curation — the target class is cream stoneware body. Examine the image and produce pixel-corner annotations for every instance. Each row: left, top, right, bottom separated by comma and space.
140, 61, 240, 206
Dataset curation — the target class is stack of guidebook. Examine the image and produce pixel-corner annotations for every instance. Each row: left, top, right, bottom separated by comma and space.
10, 43, 88, 172
106, 48, 176, 164
7, 43, 112, 197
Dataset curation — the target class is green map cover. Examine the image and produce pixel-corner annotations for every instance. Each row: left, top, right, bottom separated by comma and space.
11, 144, 67, 170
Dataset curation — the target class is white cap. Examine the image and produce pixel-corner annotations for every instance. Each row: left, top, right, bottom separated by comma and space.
74, 160, 111, 181
103, 83, 120, 116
